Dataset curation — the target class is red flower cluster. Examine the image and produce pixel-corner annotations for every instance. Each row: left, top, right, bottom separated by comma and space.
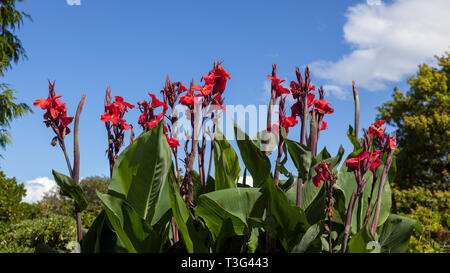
280, 115, 298, 135
34, 81, 74, 137
291, 93, 315, 118
101, 96, 134, 131
346, 150, 381, 172
313, 100, 334, 115
290, 80, 315, 100
313, 161, 332, 187
368, 120, 386, 139
137, 92, 179, 149
137, 92, 168, 130
267, 75, 290, 98
179, 64, 230, 111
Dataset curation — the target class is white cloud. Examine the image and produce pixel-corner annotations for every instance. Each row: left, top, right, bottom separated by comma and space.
23, 177, 56, 204
311, 0, 450, 96
66, 0, 81, 6
322, 85, 349, 100
367, 0, 383, 6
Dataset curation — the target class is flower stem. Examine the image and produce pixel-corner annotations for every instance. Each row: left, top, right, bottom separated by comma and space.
341, 190, 357, 253
370, 140, 396, 236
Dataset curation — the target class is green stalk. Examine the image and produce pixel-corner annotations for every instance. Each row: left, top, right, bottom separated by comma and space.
370, 137, 396, 236
353, 81, 360, 140
73, 95, 86, 246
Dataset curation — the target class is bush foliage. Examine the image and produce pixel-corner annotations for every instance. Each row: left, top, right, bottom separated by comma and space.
0, 214, 76, 253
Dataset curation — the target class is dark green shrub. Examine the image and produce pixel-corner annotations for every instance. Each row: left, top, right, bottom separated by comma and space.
392, 186, 449, 253
0, 214, 76, 253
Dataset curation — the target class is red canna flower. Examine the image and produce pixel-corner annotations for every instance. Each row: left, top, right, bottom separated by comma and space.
313, 100, 334, 115
280, 115, 298, 135
320, 120, 328, 131
368, 120, 386, 139
138, 93, 167, 130
179, 93, 196, 108
192, 84, 214, 97
205, 64, 230, 95
346, 150, 381, 172
313, 161, 331, 187
148, 93, 168, 111
385, 135, 396, 150
34, 82, 74, 137
101, 95, 134, 130
166, 134, 180, 149
267, 75, 290, 98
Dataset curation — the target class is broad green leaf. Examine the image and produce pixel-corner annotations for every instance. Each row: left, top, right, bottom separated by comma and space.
52, 170, 88, 212
214, 128, 241, 190
116, 122, 172, 222
347, 226, 375, 253
265, 176, 310, 252
167, 169, 194, 253
286, 146, 344, 209
167, 168, 209, 253
195, 187, 264, 240
283, 136, 312, 181
97, 192, 161, 253
291, 223, 322, 253
305, 187, 327, 225
379, 214, 416, 253
81, 210, 119, 253
234, 123, 272, 188
253, 129, 278, 156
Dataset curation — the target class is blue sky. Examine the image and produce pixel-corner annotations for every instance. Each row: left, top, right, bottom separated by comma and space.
2, 0, 449, 203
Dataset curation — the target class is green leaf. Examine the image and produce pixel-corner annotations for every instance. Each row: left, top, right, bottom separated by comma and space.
167, 169, 194, 253
291, 223, 322, 253
195, 187, 264, 240
234, 123, 272, 188
81, 210, 119, 253
115, 122, 172, 222
283, 136, 312, 181
167, 168, 208, 253
305, 187, 327, 225
214, 128, 241, 191
253, 129, 278, 156
347, 226, 375, 253
52, 170, 88, 212
265, 176, 310, 252
97, 192, 161, 253
347, 125, 361, 151
379, 214, 416, 253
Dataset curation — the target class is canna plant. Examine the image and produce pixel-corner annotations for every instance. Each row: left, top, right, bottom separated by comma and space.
35, 62, 417, 253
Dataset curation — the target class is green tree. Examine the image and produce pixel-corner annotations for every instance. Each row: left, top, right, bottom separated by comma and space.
0, 170, 40, 222
0, 0, 31, 151
0, 0, 30, 76
40, 176, 110, 228
377, 52, 450, 191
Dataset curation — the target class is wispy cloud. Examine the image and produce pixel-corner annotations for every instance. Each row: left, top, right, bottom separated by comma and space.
66, 0, 81, 6
311, 0, 450, 97
322, 85, 349, 100
23, 177, 56, 204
